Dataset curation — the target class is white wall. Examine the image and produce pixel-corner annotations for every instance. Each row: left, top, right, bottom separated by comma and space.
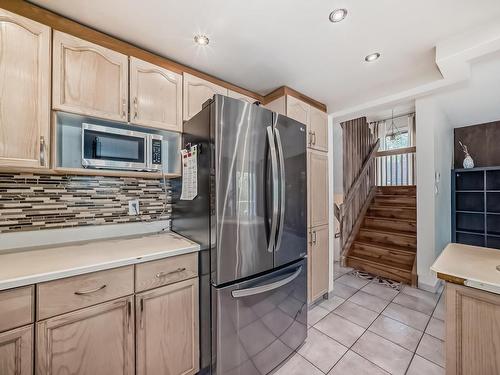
328, 118, 335, 292
415, 96, 453, 291
330, 119, 344, 264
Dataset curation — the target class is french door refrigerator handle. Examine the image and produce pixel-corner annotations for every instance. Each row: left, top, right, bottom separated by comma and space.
274, 128, 286, 251
267, 126, 279, 253
231, 266, 303, 298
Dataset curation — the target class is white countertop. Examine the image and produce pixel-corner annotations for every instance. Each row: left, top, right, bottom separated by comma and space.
0, 231, 199, 291
431, 243, 500, 294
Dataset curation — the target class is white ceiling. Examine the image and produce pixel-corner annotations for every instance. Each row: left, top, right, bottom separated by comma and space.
31, 0, 500, 112
437, 51, 500, 128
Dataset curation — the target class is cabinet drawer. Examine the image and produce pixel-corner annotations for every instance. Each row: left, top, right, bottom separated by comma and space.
0, 286, 34, 333
37, 266, 134, 320
135, 253, 198, 292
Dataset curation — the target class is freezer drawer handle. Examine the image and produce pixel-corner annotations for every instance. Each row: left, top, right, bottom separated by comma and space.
231, 266, 302, 298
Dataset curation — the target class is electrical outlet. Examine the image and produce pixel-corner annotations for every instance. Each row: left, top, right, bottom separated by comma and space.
128, 200, 140, 215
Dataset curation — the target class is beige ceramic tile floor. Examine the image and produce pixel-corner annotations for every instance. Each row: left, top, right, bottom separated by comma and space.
272, 262, 445, 375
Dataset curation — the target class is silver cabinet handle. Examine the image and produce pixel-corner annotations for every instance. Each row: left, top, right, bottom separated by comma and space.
122, 98, 127, 119
267, 126, 279, 253
308, 131, 313, 147
232, 266, 303, 298
74, 284, 107, 295
308, 230, 313, 245
155, 267, 186, 279
274, 127, 286, 251
40, 136, 46, 167
133, 97, 138, 119
313, 230, 317, 245
312, 131, 317, 145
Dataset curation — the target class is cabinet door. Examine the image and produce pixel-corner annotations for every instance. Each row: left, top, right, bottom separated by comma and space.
286, 95, 310, 126
136, 278, 199, 375
308, 225, 329, 303
308, 149, 329, 227
130, 57, 182, 132
309, 107, 328, 152
36, 296, 134, 375
0, 325, 33, 375
183, 73, 227, 121
227, 89, 257, 104
0, 9, 50, 169
265, 96, 286, 115
446, 283, 500, 375
53, 31, 129, 122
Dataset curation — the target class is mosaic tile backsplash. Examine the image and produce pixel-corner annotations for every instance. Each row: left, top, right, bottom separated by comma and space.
0, 173, 172, 233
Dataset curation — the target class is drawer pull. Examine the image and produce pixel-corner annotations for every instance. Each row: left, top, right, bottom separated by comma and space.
155, 268, 186, 279
74, 284, 107, 295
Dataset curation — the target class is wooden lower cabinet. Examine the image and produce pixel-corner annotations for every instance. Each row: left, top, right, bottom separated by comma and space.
36, 296, 134, 375
446, 283, 500, 375
308, 224, 330, 303
136, 278, 199, 375
0, 325, 33, 375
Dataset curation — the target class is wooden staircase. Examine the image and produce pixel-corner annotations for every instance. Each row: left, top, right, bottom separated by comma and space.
346, 185, 417, 285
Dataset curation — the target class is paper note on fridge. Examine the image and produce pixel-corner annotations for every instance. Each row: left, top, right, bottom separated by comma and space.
180, 145, 198, 200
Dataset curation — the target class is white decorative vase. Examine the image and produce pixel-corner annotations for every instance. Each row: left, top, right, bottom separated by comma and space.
463, 154, 474, 169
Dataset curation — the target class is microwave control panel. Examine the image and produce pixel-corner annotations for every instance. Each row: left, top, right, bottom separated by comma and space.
152, 139, 162, 165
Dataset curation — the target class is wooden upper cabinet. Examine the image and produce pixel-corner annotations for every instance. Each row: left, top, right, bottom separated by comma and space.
53, 31, 129, 122
308, 149, 329, 227
308, 224, 329, 303
0, 325, 33, 375
129, 57, 182, 132
183, 73, 228, 121
286, 95, 310, 126
36, 296, 134, 375
264, 96, 286, 116
136, 278, 199, 375
227, 89, 257, 104
309, 106, 328, 152
0, 9, 50, 169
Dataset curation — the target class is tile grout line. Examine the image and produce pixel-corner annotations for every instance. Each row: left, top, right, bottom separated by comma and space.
403, 287, 445, 374
314, 276, 402, 374
344, 280, 405, 374
332, 270, 444, 374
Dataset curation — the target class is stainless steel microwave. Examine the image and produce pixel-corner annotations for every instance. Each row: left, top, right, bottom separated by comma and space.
81, 123, 163, 171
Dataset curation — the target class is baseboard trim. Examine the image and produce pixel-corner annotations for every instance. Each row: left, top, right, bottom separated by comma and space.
418, 278, 443, 293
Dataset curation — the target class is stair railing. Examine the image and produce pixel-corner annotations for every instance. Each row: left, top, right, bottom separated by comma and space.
335, 138, 380, 264
375, 146, 416, 186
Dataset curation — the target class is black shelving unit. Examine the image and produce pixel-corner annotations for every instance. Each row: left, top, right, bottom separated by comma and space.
452, 166, 500, 249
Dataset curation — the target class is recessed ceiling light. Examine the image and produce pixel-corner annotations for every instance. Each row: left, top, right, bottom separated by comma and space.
194, 35, 209, 46
365, 52, 381, 62
329, 8, 348, 23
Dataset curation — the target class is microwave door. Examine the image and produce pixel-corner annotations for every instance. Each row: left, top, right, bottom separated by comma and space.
82, 124, 148, 171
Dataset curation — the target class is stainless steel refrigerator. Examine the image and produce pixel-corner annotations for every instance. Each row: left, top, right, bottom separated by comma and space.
172, 95, 308, 375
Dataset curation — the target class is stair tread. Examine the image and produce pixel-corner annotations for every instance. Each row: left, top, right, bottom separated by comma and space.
370, 205, 416, 210
365, 216, 416, 223
375, 194, 416, 197
347, 254, 413, 272
353, 240, 417, 254
359, 227, 417, 238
